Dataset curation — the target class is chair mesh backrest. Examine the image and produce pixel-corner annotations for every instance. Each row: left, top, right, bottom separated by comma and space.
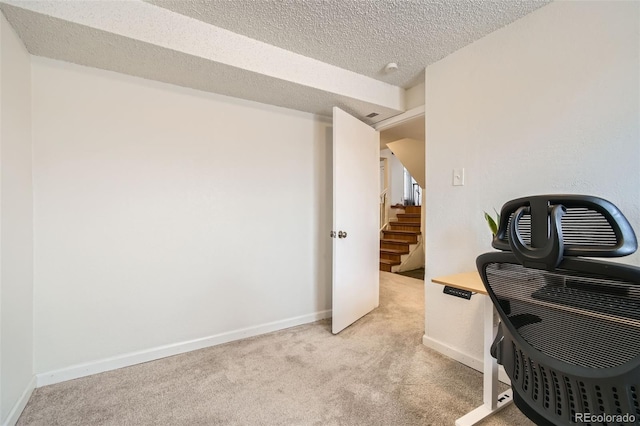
502, 208, 617, 248
492, 195, 637, 258
485, 262, 640, 369
478, 195, 640, 426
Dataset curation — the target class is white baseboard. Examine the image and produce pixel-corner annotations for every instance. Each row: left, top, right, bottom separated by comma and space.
37, 309, 332, 387
2, 375, 36, 426
422, 335, 509, 384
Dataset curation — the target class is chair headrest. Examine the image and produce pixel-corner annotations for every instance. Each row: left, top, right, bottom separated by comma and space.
492, 195, 637, 270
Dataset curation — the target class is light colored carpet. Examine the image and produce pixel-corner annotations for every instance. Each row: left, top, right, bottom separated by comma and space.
18, 272, 533, 425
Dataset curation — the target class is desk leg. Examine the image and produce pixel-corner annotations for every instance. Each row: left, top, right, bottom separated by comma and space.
455, 295, 513, 426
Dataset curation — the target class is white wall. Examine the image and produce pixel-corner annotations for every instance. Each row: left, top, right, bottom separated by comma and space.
405, 82, 425, 111
424, 1, 639, 368
0, 12, 34, 425
386, 138, 425, 189
31, 58, 332, 378
379, 148, 404, 206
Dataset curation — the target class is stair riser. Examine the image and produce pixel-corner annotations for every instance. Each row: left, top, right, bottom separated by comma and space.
382, 232, 418, 243
397, 215, 420, 223
381, 253, 402, 262
404, 206, 421, 214
380, 247, 409, 255
380, 241, 411, 250
389, 224, 420, 232
379, 263, 393, 272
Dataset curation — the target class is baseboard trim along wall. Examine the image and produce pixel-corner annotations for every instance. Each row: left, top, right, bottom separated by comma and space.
422, 334, 509, 384
37, 310, 332, 387
3, 376, 36, 426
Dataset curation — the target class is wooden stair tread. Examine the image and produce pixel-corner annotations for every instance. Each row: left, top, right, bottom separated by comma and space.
380, 238, 412, 244
397, 213, 421, 218
380, 258, 401, 266
380, 248, 409, 255
390, 221, 421, 226
384, 229, 422, 235
403, 206, 422, 213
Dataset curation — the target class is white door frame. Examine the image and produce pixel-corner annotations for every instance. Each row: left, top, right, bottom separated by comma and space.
373, 105, 425, 132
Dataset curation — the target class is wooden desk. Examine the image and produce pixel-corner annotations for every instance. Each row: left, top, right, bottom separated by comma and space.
432, 271, 487, 295
431, 271, 513, 426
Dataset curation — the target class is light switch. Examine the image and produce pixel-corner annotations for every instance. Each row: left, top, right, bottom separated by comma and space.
453, 168, 465, 186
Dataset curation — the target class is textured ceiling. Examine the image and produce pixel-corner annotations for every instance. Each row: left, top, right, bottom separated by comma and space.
146, 0, 549, 88
0, 3, 399, 122
0, 0, 549, 123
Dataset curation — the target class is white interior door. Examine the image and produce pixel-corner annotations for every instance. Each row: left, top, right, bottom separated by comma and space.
332, 107, 380, 334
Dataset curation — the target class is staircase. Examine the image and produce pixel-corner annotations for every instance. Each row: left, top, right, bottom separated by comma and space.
380, 205, 421, 272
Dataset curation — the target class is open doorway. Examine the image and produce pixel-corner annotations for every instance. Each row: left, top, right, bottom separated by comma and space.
330, 106, 424, 334
374, 109, 425, 281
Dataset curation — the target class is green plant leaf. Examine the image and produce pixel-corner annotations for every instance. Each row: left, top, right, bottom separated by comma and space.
484, 211, 499, 236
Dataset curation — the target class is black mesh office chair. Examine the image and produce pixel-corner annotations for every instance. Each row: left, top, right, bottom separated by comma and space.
477, 195, 640, 426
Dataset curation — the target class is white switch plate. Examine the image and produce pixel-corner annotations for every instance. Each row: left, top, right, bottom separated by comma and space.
453, 168, 465, 186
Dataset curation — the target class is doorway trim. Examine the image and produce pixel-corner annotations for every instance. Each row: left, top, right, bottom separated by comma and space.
373, 105, 425, 132
374, 105, 426, 277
